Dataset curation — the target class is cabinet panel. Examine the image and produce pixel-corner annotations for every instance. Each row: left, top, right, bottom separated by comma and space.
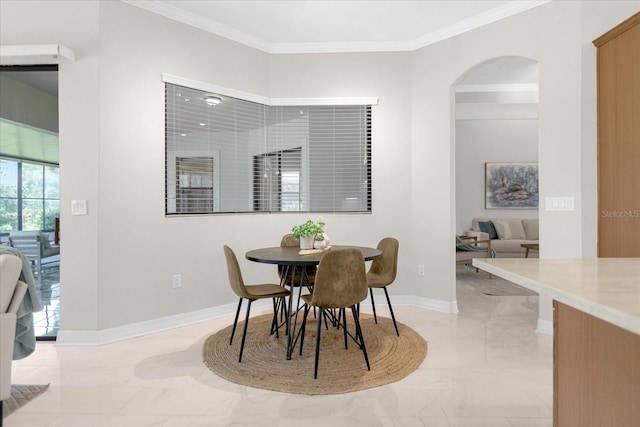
595, 13, 640, 257
554, 301, 640, 427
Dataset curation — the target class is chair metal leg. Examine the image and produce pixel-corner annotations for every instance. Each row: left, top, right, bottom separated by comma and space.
369, 288, 378, 324
229, 298, 243, 345
342, 307, 348, 349
351, 305, 370, 371
299, 304, 311, 355
270, 298, 280, 338
238, 299, 253, 363
314, 308, 323, 379
383, 287, 400, 336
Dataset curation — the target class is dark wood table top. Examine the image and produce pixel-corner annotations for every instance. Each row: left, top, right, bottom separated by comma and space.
245, 245, 382, 266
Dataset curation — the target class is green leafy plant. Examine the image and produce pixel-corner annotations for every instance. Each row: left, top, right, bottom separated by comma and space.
291, 219, 325, 239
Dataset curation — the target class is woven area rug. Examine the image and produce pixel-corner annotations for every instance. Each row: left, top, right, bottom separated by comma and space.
203, 312, 427, 395
457, 265, 537, 296
2, 384, 49, 419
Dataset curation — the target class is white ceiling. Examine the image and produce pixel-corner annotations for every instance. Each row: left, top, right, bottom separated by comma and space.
125, 0, 549, 53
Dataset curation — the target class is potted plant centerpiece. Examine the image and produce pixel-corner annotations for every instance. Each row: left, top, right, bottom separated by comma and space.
292, 219, 325, 249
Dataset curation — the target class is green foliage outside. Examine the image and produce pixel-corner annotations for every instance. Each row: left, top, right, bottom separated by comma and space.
0, 159, 59, 232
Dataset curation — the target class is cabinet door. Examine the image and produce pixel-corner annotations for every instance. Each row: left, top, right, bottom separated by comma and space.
554, 301, 640, 427
594, 13, 640, 257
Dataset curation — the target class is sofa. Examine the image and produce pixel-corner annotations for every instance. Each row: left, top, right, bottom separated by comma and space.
1, 253, 29, 419
464, 217, 538, 258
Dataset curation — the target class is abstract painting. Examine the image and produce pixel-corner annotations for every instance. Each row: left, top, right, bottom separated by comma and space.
485, 162, 538, 209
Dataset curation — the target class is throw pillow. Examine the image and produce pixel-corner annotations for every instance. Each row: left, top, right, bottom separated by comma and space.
40, 232, 51, 250
493, 220, 512, 240
478, 221, 498, 240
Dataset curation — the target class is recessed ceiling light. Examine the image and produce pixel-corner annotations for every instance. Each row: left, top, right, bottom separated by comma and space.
199, 123, 206, 126
205, 95, 222, 106
181, 133, 187, 137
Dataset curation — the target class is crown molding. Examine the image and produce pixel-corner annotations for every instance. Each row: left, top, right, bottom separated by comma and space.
124, 0, 550, 54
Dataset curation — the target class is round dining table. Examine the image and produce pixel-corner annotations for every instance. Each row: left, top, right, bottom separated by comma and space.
245, 245, 382, 359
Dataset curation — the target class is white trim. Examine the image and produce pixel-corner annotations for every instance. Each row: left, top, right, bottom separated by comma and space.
456, 83, 538, 93
536, 318, 553, 336
162, 73, 378, 106
56, 303, 244, 346
456, 103, 538, 120
55, 297, 457, 345
125, 1, 549, 54
162, 73, 271, 105
0, 44, 76, 64
404, 1, 549, 53
270, 97, 379, 106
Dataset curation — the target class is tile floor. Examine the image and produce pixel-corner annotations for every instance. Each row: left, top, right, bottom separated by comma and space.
7, 266, 553, 426
33, 259, 60, 339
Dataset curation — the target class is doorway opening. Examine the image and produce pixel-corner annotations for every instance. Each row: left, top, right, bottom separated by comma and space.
0, 64, 60, 340
453, 57, 539, 299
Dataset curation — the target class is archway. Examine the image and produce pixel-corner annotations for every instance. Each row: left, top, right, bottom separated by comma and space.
453, 56, 539, 301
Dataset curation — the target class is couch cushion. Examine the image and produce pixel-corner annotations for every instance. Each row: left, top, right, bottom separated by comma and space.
493, 220, 512, 240
490, 239, 537, 254
522, 218, 539, 240
478, 221, 498, 239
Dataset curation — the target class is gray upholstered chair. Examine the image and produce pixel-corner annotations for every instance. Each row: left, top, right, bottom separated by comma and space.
298, 249, 370, 379
366, 237, 400, 336
223, 245, 290, 362
1, 254, 29, 419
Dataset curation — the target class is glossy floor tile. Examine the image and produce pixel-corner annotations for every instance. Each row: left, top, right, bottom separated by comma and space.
33, 258, 60, 339
6, 265, 553, 426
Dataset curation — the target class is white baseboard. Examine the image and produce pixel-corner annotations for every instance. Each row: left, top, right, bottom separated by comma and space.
57, 303, 241, 345
55, 296, 457, 346
536, 318, 553, 335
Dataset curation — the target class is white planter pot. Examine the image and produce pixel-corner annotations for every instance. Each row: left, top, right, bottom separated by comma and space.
300, 235, 315, 249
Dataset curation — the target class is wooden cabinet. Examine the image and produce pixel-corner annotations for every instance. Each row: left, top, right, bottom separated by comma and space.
594, 13, 640, 257
553, 301, 640, 427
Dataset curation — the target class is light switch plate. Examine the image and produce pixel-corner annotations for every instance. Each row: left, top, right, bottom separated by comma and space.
71, 199, 88, 215
545, 196, 574, 211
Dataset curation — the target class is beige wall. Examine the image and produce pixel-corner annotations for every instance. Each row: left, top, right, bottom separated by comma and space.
0, 74, 58, 133
455, 119, 539, 234
1, 0, 638, 340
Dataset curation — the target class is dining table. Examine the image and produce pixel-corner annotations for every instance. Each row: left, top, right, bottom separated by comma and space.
245, 245, 382, 360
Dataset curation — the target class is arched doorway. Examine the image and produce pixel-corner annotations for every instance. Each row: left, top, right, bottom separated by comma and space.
453, 56, 539, 300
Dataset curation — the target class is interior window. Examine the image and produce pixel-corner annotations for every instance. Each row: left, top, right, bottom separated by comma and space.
165, 83, 372, 215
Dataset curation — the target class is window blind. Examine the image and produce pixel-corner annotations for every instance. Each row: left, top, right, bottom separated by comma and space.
165, 82, 371, 215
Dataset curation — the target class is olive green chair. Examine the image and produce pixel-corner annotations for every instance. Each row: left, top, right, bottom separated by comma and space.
298, 249, 370, 379
223, 245, 290, 362
366, 237, 400, 336
278, 233, 316, 289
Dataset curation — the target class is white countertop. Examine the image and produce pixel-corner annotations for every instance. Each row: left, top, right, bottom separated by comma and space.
473, 258, 640, 336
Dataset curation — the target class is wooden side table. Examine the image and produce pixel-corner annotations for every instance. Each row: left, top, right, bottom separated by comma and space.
520, 243, 539, 258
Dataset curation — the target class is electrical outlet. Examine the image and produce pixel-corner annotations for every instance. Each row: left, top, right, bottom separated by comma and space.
417, 264, 425, 276
172, 274, 182, 289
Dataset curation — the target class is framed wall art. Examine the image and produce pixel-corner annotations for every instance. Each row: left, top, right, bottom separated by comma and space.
485, 162, 538, 209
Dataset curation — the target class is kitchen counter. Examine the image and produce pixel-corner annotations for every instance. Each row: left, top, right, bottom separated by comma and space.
473, 257, 640, 427
472, 258, 640, 334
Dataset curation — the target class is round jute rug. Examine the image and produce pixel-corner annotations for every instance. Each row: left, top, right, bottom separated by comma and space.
202, 312, 427, 395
